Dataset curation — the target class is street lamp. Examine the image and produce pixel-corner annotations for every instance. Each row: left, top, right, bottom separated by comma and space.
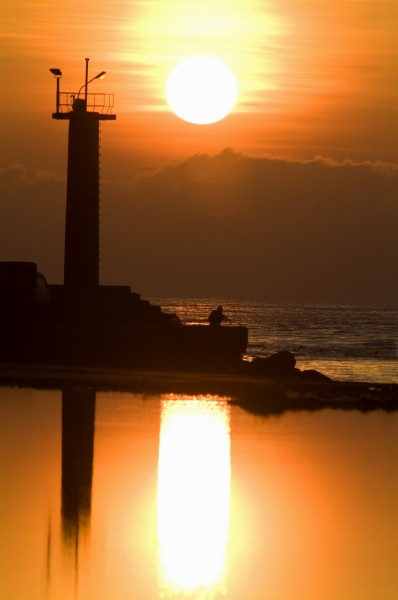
49, 68, 62, 114
78, 58, 106, 102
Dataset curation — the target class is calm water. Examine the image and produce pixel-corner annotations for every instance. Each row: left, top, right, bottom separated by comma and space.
152, 299, 398, 383
1, 388, 398, 600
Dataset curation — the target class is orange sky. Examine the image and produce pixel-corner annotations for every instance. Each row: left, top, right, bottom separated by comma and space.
1, 1, 398, 302
2, 0, 398, 167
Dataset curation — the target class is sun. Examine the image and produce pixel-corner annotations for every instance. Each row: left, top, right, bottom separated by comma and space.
166, 57, 238, 125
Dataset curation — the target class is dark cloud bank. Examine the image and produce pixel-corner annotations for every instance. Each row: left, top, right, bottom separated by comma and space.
2, 150, 398, 303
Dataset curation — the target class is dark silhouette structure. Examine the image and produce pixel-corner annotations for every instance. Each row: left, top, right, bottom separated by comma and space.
51, 59, 116, 288
0, 59, 249, 370
61, 388, 96, 546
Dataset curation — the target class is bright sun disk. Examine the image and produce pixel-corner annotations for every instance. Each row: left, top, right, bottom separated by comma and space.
166, 56, 238, 125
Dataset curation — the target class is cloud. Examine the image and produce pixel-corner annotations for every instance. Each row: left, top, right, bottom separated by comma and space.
0, 163, 65, 191
1, 153, 397, 303
101, 149, 398, 303
0, 164, 65, 282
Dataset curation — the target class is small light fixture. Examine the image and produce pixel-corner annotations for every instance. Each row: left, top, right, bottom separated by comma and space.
49, 68, 63, 113
49, 68, 62, 78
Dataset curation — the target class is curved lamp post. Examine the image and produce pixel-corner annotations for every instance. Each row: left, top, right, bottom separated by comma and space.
78, 58, 106, 104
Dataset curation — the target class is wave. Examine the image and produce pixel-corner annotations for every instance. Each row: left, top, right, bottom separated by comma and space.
150, 298, 398, 382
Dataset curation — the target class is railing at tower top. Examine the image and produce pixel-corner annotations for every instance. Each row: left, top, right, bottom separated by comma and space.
55, 92, 115, 115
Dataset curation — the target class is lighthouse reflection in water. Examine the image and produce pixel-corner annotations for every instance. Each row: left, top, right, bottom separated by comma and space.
157, 395, 231, 597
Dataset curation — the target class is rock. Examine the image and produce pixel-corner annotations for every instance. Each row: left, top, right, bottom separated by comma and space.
249, 350, 296, 377
299, 369, 331, 382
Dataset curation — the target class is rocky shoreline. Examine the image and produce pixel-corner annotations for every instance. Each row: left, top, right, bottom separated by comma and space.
1, 361, 397, 417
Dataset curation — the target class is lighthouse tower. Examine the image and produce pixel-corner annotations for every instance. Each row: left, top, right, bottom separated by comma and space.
50, 59, 116, 289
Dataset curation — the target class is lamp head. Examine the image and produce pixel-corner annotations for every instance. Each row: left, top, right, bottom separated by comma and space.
95, 71, 106, 80
50, 68, 62, 78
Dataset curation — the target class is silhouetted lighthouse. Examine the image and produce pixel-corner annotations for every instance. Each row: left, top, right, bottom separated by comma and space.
50, 59, 116, 288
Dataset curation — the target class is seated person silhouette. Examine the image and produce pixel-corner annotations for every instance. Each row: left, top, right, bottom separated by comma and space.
208, 306, 230, 326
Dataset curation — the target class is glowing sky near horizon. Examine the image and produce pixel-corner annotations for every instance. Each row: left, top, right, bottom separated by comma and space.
1, 0, 398, 162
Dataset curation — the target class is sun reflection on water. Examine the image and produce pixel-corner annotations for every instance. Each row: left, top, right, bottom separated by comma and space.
157, 394, 231, 598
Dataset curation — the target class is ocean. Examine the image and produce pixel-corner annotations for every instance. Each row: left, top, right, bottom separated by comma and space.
151, 299, 398, 383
